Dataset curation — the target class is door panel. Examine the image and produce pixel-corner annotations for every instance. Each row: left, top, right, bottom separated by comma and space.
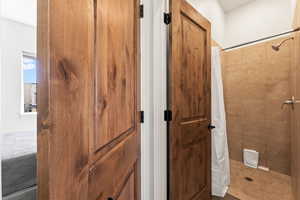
94, 0, 137, 152
180, 124, 209, 200
180, 14, 208, 120
37, 0, 141, 199
168, 1, 211, 200
118, 173, 135, 200
88, 134, 138, 200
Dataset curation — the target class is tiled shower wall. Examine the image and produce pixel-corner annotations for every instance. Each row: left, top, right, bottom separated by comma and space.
222, 37, 293, 175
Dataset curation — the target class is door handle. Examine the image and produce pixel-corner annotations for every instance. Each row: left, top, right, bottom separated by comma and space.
208, 124, 216, 130
282, 99, 294, 109
282, 96, 300, 110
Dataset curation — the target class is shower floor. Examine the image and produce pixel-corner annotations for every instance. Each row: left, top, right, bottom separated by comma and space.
212, 194, 239, 200
227, 160, 293, 200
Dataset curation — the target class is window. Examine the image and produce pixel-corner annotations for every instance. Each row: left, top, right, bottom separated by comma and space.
22, 52, 37, 113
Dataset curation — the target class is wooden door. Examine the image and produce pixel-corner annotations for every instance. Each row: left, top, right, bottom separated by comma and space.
168, 0, 212, 200
37, 0, 141, 200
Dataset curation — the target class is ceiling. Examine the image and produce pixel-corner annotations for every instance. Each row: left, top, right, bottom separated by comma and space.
218, 0, 256, 12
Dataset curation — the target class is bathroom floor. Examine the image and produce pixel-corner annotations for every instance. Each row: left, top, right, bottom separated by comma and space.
227, 160, 293, 200
212, 194, 240, 200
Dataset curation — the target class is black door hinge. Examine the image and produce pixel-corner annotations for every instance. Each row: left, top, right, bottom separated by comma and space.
140, 111, 145, 123
164, 13, 171, 25
140, 5, 144, 18
164, 110, 172, 122
208, 124, 216, 130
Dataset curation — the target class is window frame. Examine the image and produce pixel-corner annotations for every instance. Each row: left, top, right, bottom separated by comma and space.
20, 51, 37, 116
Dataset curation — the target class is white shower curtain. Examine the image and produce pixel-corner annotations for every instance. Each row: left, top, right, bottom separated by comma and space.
211, 47, 230, 197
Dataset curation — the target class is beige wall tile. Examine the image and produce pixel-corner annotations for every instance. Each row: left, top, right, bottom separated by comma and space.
228, 133, 244, 162
225, 99, 245, 118
243, 100, 266, 122
266, 80, 290, 101
265, 101, 290, 123
268, 157, 291, 175
242, 43, 267, 64
243, 121, 267, 141
223, 49, 244, 66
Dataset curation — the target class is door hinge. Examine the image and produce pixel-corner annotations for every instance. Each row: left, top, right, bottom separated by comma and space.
208, 124, 216, 130
140, 4, 144, 18
164, 110, 172, 122
164, 13, 171, 25
140, 111, 145, 123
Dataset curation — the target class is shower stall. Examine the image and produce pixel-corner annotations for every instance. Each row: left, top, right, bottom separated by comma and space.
219, 32, 299, 199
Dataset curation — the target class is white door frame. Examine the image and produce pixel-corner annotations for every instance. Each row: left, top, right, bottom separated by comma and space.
140, 0, 154, 199
153, 0, 168, 199
140, 0, 168, 200
0, 4, 3, 198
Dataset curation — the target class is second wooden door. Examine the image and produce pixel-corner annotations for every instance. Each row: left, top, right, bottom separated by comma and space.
168, 0, 212, 199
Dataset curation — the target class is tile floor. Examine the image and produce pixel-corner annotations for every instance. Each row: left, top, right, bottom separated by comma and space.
227, 160, 293, 200
212, 194, 239, 200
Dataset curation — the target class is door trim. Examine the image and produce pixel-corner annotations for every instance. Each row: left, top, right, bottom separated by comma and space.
152, 0, 168, 200
141, 0, 168, 200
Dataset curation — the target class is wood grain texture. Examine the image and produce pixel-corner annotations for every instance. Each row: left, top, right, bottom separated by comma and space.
47, 0, 94, 199
168, 0, 212, 199
90, 0, 141, 199
88, 134, 138, 200
38, 0, 141, 199
37, 0, 50, 198
94, 0, 137, 153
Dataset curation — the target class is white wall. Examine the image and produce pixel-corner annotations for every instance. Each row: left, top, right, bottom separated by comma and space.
141, 0, 154, 199
292, 0, 297, 21
224, 0, 295, 48
187, 0, 226, 46
152, 1, 168, 200
0, 1, 36, 198
141, 1, 168, 200
1, 0, 36, 26
0, 2, 2, 199
1, 19, 37, 134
